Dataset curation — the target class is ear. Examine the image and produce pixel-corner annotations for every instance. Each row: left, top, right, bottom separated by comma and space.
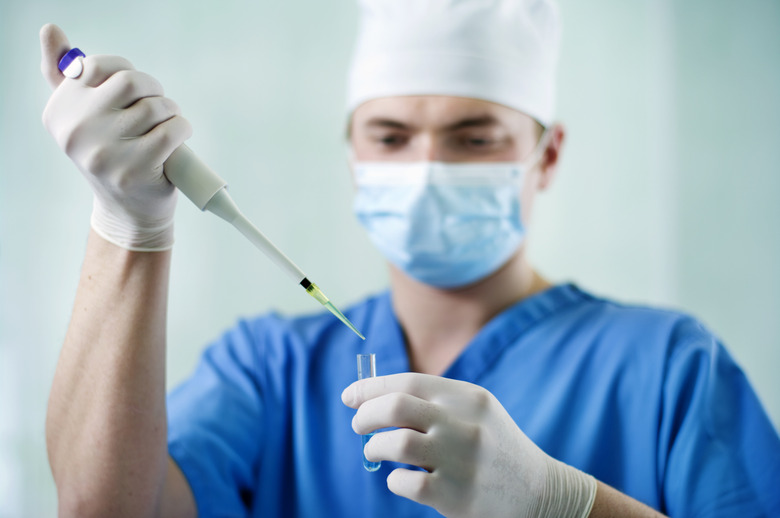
536, 123, 565, 191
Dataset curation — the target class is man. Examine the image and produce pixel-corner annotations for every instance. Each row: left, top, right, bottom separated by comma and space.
40, 0, 780, 517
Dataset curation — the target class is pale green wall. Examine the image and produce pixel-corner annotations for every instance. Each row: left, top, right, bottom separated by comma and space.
1, 1, 778, 516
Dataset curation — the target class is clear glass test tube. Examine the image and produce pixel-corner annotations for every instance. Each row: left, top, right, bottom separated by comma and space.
356, 353, 381, 472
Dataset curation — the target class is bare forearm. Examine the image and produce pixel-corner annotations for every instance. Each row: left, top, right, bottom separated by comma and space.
589, 481, 666, 518
46, 230, 171, 517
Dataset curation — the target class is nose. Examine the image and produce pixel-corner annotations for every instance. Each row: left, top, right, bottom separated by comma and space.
413, 133, 445, 162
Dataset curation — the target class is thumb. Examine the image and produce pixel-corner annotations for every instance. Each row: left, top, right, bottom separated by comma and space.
40, 23, 72, 90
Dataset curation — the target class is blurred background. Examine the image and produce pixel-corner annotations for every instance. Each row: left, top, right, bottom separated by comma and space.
1, 0, 778, 515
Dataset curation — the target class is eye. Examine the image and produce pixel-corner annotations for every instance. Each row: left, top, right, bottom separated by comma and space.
449, 128, 510, 154
455, 135, 497, 150
373, 133, 408, 147
466, 137, 492, 147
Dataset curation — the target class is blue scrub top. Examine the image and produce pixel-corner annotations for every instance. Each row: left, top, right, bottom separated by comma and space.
167, 284, 780, 517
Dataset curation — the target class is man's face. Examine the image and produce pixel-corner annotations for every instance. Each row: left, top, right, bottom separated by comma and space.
349, 95, 560, 227
349, 95, 542, 163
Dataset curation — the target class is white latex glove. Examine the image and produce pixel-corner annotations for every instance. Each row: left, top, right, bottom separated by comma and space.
40, 24, 192, 251
342, 373, 597, 518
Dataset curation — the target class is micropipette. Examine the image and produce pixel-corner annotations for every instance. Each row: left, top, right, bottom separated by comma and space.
58, 48, 365, 341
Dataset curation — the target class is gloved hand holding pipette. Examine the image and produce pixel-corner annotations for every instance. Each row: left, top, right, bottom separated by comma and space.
41, 24, 190, 252
41, 24, 363, 339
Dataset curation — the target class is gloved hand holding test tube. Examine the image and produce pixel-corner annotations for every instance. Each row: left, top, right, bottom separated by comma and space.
57, 47, 365, 341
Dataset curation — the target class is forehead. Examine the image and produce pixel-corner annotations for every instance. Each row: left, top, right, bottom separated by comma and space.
351, 95, 535, 130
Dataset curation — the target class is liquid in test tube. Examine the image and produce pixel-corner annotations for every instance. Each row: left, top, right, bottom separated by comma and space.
357, 354, 381, 472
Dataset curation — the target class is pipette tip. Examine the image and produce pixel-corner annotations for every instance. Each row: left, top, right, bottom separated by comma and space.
302, 280, 365, 340
324, 301, 366, 340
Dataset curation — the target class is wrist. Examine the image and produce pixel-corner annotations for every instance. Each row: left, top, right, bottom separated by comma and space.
90, 195, 175, 252
532, 457, 597, 518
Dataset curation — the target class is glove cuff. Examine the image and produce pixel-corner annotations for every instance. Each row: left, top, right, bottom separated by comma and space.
533, 458, 597, 518
90, 196, 175, 252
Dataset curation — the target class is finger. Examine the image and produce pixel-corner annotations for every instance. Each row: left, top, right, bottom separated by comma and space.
343, 372, 475, 408
386, 468, 439, 510
353, 392, 441, 434
138, 115, 192, 172
365, 428, 436, 470
79, 54, 136, 88
342, 373, 439, 408
40, 23, 71, 90
117, 96, 181, 138
99, 70, 165, 110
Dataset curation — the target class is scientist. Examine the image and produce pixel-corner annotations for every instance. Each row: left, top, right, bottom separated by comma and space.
40, 0, 780, 517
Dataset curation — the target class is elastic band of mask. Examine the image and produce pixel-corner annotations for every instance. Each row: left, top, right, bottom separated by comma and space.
522, 124, 555, 172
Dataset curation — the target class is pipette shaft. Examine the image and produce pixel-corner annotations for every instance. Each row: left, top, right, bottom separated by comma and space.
203, 187, 305, 282
167, 148, 366, 341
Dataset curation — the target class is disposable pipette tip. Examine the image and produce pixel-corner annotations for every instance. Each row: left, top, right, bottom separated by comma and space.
324, 301, 366, 340
303, 281, 365, 340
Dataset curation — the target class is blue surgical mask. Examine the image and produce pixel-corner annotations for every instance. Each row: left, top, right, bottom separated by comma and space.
352, 160, 532, 289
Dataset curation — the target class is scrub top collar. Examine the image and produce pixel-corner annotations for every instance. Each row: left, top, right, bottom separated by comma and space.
363, 283, 589, 382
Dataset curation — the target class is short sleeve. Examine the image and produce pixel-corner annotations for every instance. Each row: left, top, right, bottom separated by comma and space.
167, 319, 265, 518
660, 319, 780, 517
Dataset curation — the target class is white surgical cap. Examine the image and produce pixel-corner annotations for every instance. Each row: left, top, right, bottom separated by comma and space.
346, 0, 561, 127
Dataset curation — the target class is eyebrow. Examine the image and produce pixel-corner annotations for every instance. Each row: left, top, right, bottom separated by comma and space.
444, 115, 501, 131
363, 114, 501, 132
364, 118, 410, 130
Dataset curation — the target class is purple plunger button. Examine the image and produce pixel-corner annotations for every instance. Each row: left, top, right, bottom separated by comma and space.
58, 48, 86, 78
